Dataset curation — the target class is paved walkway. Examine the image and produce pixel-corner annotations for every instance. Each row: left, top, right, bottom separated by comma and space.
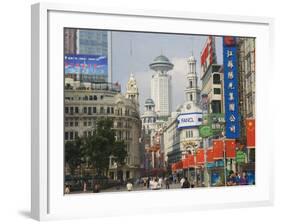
69, 182, 183, 194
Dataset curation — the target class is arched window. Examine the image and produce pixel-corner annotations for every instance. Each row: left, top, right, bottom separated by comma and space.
189, 80, 193, 88
93, 95, 97, 100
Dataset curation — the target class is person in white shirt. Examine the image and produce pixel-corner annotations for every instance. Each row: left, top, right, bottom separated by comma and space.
180, 177, 186, 187
126, 181, 133, 191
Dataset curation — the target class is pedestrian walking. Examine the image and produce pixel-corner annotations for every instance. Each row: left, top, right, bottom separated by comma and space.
147, 177, 151, 189
180, 177, 185, 187
165, 177, 170, 189
239, 171, 248, 185
83, 181, 87, 192
126, 181, 133, 191
182, 178, 190, 188
65, 184, 70, 194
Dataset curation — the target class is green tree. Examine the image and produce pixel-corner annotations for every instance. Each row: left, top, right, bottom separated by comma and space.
65, 137, 85, 176
85, 118, 127, 176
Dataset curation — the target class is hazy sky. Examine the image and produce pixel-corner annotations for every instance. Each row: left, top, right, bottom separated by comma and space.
111, 31, 223, 113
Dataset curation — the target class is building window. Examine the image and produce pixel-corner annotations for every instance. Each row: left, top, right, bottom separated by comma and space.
211, 100, 222, 113
93, 107, 96, 113
65, 107, 69, 114
75, 107, 79, 113
213, 73, 221, 84
69, 132, 73, 140
75, 132, 78, 139
100, 107, 104, 114
65, 132, 68, 140
101, 95, 104, 100
75, 121, 78, 126
84, 121, 87, 126
69, 121, 73, 127
89, 95, 93, 100
107, 107, 110, 114
88, 107, 92, 115
111, 107, 114, 114
189, 80, 193, 88
214, 88, 221, 95
93, 95, 97, 100
83, 107, 87, 114
190, 94, 193, 101
84, 96, 88, 100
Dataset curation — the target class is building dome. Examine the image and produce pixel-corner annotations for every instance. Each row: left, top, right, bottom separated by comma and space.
149, 54, 174, 72
145, 98, 155, 106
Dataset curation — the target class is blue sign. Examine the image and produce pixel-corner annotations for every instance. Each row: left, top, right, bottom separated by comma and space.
223, 37, 240, 139
64, 54, 108, 76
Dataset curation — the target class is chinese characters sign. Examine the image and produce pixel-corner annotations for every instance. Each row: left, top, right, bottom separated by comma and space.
223, 37, 240, 139
64, 54, 108, 76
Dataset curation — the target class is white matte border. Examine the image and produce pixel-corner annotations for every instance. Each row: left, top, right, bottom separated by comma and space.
31, 2, 274, 221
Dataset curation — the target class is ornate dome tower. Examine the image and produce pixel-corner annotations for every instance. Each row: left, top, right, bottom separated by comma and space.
126, 73, 139, 105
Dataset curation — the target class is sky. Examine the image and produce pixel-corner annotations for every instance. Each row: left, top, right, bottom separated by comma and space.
110, 31, 223, 113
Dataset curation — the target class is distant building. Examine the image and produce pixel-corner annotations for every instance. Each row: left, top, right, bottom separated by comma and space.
237, 37, 255, 156
76, 30, 109, 56
163, 55, 202, 165
64, 28, 77, 54
64, 29, 112, 83
150, 55, 173, 119
64, 76, 141, 180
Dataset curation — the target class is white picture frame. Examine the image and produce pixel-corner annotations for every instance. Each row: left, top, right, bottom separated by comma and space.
31, 2, 274, 221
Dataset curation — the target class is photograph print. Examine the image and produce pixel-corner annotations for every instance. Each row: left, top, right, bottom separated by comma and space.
64, 28, 255, 194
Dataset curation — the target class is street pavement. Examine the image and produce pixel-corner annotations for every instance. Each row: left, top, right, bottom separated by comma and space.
69, 182, 183, 194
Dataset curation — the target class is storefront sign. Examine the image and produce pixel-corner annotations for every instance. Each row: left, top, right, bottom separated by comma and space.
177, 113, 203, 129
199, 125, 213, 138
236, 150, 246, 163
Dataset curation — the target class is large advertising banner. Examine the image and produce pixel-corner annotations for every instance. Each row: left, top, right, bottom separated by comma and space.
64, 54, 108, 76
200, 36, 217, 79
177, 113, 203, 129
223, 37, 240, 139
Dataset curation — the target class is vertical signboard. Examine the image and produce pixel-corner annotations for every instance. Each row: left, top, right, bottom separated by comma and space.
223, 37, 240, 139
200, 36, 217, 79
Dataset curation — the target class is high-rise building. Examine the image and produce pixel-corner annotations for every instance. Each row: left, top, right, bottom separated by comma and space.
149, 55, 173, 119
64, 28, 77, 54
76, 30, 109, 56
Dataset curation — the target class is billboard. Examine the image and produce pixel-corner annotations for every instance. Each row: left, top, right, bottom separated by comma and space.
223, 36, 240, 139
64, 54, 108, 77
177, 112, 203, 129
200, 36, 217, 79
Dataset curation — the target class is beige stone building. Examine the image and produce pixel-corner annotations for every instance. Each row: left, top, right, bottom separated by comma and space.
64, 75, 141, 180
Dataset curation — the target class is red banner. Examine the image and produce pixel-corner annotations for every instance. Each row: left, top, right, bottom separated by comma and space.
225, 139, 236, 158
246, 118, 255, 148
207, 148, 214, 163
213, 140, 224, 160
196, 148, 205, 165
